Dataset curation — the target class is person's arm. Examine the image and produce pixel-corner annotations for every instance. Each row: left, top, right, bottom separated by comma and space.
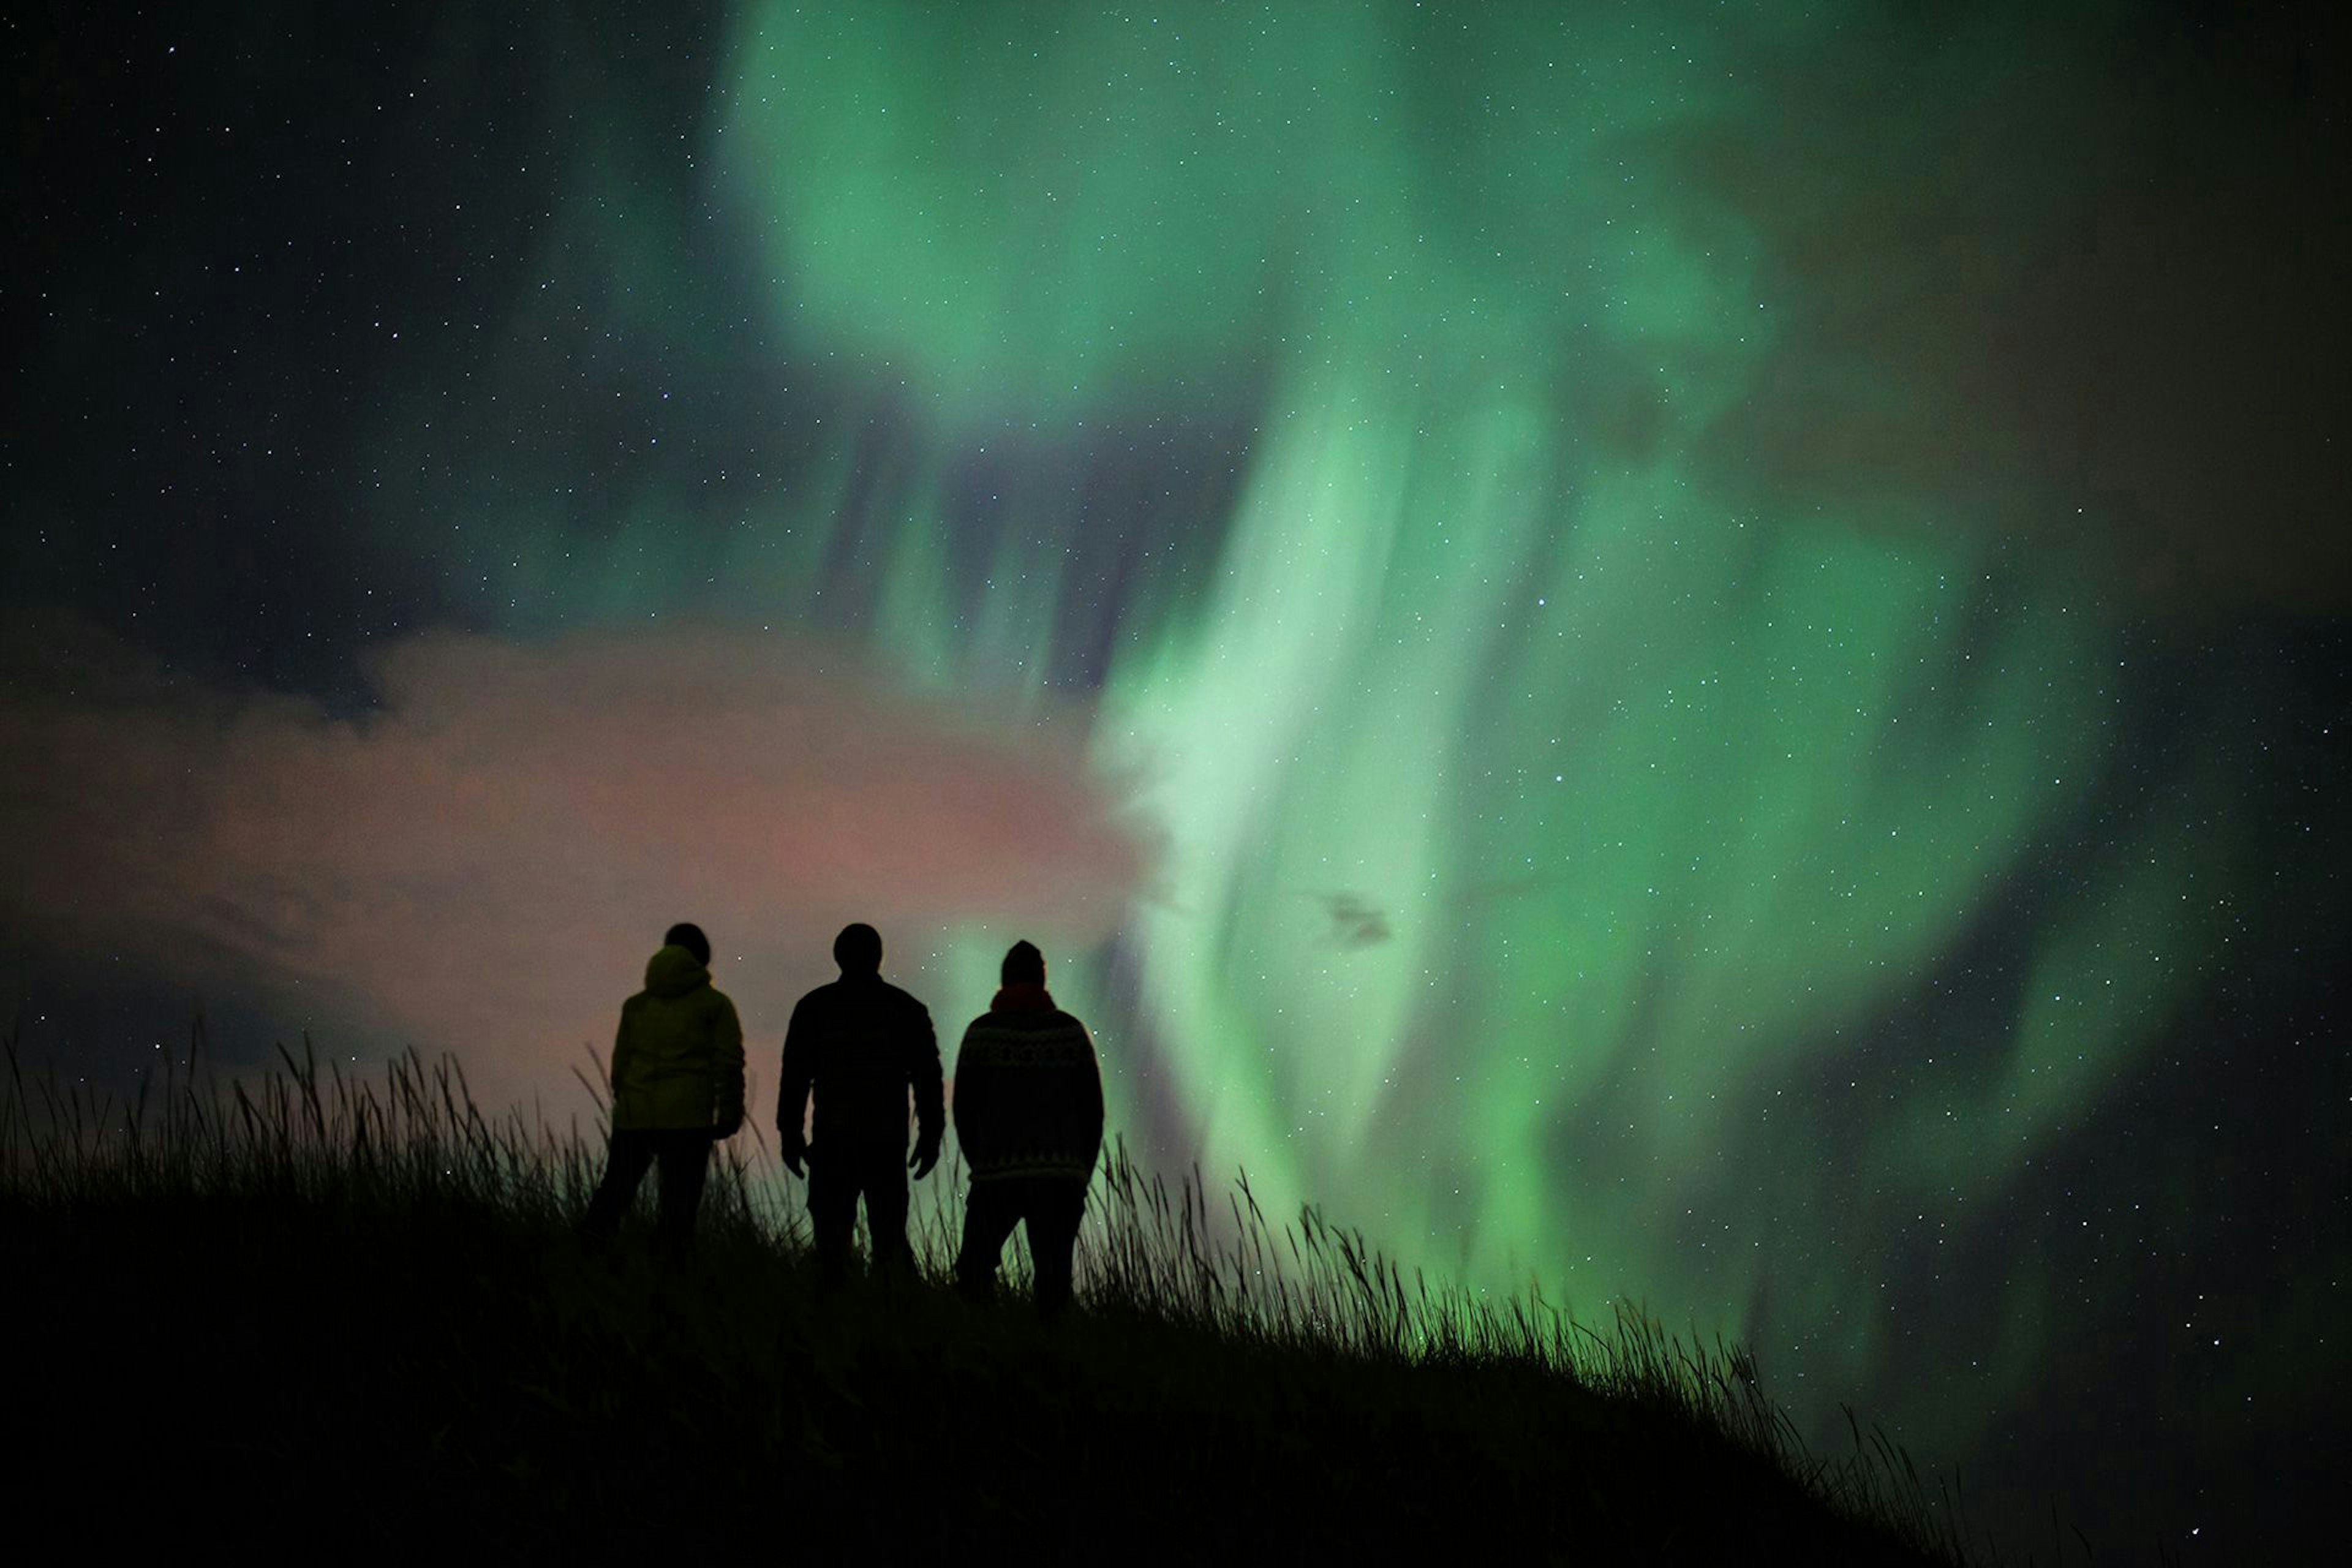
774, 997, 812, 1175
908, 1002, 944, 1178
711, 993, 745, 1138
609, 1002, 636, 1123
949, 1020, 990, 1173
1076, 1022, 1106, 1178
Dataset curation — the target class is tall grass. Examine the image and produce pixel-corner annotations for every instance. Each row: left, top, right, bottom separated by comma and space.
2, 1021, 2000, 1563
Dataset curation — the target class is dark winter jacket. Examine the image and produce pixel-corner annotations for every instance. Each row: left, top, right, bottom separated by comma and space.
611, 944, 746, 1131
776, 974, 944, 1155
951, 984, 1104, 1184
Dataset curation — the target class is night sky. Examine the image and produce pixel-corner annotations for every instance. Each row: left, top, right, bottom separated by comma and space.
6, 2, 2346, 1558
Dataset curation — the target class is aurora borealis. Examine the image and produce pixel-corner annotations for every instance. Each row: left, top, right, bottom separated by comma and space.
7, 2, 2345, 1558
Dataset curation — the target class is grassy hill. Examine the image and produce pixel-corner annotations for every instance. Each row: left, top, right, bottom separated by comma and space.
4, 1034, 1982, 1562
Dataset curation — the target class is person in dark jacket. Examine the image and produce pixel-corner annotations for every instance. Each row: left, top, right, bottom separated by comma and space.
583, 922, 745, 1255
952, 940, 1104, 1317
776, 923, 944, 1283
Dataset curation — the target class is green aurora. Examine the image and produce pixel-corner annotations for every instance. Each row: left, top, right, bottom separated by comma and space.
690, 0, 2233, 1389
288, 0, 2335, 1541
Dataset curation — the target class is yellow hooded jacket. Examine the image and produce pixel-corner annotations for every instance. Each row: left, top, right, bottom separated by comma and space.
611, 944, 746, 1132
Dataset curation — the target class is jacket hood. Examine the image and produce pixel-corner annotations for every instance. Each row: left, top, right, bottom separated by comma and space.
644, 944, 711, 1000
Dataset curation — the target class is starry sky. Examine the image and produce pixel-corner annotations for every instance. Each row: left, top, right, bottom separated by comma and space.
6, 2, 2346, 1558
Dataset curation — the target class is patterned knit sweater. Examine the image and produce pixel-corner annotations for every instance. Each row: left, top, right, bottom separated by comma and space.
951, 984, 1104, 1183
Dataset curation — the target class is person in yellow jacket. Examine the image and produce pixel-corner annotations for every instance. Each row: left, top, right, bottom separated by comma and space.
582, 922, 745, 1254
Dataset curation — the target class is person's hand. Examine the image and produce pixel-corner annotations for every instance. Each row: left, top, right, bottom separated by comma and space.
908, 1135, 940, 1181
711, 1110, 742, 1141
777, 1128, 807, 1178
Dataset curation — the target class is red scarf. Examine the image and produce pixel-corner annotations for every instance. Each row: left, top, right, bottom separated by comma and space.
990, 982, 1055, 1013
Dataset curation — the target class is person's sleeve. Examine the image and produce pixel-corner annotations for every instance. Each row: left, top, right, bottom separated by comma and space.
775, 997, 812, 1140
1077, 1023, 1106, 1175
609, 1003, 635, 1112
911, 1003, 944, 1151
712, 994, 745, 1128
950, 1022, 988, 1161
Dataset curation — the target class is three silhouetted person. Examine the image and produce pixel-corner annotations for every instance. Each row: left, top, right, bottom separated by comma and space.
776, 923, 944, 1284
583, 920, 1104, 1306
584, 922, 745, 1255
953, 940, 1104, 1317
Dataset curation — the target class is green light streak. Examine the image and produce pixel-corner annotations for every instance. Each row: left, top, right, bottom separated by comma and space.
373, 0, 2258, 1478
698, 1, 2245, 1443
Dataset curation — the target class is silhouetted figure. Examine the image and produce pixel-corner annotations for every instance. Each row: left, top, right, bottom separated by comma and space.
776, 923, 944, 1284
952, 940, 1104, 1317
583, 922, 745, 1256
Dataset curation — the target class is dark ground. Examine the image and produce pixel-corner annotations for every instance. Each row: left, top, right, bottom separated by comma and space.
12, 1191, 1954, 1564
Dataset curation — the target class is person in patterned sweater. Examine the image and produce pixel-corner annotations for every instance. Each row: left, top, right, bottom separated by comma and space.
951, 940, 1104, 1317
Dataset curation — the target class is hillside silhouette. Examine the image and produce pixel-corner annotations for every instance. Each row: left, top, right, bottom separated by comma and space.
4, 1030, 1987, 1562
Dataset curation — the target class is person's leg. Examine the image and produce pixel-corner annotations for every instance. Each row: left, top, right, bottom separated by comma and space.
862, 1150, 912, 1278
805, 1147, 857, 1286
652, 1130, 713, 1259
955, 1180, 1023, 1303
582, 1130, 656, 1241
1025, 1180, 1087, 1320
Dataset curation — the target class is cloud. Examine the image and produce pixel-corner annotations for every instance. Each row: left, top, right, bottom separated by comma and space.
1307, 892, 1392, 951
0, 617, 1148, 1110
1670, 7, 2348, 614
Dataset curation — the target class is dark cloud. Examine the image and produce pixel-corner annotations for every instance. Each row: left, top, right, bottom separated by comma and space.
1309, 892, 1393, 951
1675, 5, 2348, 613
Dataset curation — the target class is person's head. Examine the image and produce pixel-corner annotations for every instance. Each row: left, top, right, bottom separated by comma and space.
1000, 940, 1045, 987
663, 922, 710, 967
834, 922, 883, 976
